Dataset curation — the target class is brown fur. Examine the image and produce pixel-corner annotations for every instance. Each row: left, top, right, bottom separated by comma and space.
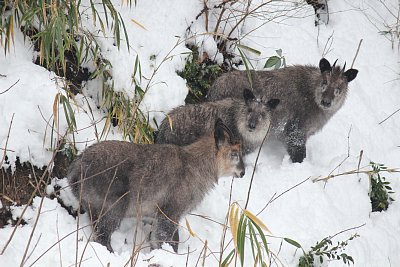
67, 119, 245, 252
207, 58, 358, 162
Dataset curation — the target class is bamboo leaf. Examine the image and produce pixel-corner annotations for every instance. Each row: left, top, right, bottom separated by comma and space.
221, 249, 235, 267
229, 203, 240, 249
131, 18, 147, 31
185, 218, 196, 237
237, 44, 261, 56
53, 92, 60, 128
284, 237, 302, 249
244, 209, 272, 234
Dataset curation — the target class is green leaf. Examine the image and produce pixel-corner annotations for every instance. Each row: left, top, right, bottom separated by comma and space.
221, 249, 235, 267
284, 237, 302, 248
237, 44, 261, 56
264, 56, 280, 69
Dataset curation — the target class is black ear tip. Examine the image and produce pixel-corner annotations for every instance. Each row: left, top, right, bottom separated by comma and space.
243, 88, 255, 100
320, 58, 329, 64
319, 58, 332, 72
345, 69, 359, 82
267, 98, 280, 109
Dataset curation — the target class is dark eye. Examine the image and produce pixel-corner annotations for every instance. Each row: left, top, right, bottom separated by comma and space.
230, 152, 239, 159
334, 88, 340, 96
322, 80, 327, 85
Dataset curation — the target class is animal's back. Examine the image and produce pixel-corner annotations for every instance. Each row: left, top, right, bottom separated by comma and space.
156, 99, 238, 146
207, 66, 320, 136
68, 141, 184, 216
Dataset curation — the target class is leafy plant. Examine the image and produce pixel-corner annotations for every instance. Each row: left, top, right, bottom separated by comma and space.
221, 203, 272, 267
369, 162, 395, 212
0, 0, 129, 75
293, 234, 358, 267
264, 49, 286, 70
177, 45, 222, 104
98, 55, 155, 144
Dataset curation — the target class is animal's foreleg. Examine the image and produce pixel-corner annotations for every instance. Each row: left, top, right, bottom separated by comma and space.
285, 121, 306, 163
151, 205, 180, 252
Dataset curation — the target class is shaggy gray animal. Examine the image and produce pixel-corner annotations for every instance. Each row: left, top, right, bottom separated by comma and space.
207, 58, 358, 163
67, 119, 245, 252
156, 89, 280, 154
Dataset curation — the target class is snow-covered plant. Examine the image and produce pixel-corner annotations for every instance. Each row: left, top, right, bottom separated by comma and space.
98, 55, 155, 143
177, 44, 222, 104
297, 234, 358, 267
369, 162, 395, 212
0, 0, 129, 74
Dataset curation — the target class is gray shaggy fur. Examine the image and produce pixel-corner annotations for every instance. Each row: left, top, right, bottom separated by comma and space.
156, 89, 280, 154
207, 58, 358, 163
67, 120, 244, 252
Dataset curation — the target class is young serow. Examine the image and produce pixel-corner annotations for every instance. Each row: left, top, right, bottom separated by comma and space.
156, 88, 280, 154
207, 58, 358, 163
67, 119, 245, 252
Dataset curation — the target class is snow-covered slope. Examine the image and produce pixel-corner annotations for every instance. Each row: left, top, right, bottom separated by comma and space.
1, 0, 399, 266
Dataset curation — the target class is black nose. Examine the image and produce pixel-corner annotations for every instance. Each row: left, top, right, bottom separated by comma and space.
240, 170, 245, 178
321, 99, 331, 107
249, 122, 256, 130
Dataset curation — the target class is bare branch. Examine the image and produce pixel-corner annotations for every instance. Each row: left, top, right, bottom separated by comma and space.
0, 79, 19, 95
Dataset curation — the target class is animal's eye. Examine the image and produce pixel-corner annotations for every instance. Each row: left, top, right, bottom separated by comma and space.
322, 80, 328, 85
230, 152, 239, 160
334, 88, 341, 96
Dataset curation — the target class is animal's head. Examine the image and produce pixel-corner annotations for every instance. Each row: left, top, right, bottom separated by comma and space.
238, 88, 280, 139
214, 118, 245, 178
315, 58, 358, 111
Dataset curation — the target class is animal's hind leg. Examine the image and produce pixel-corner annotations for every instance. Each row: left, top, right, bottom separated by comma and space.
89, 194, 129, 252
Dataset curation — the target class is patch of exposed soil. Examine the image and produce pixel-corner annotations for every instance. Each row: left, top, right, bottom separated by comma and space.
0, 153, 71, 227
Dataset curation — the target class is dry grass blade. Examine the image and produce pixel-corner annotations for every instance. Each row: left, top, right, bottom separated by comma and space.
185, 218, 196, 237
228, 203, 239, 250
243, 209, 272, 235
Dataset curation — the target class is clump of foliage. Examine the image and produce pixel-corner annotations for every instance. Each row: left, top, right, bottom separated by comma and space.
297, 234, 358, 267
221, 203, 273, 267
1, 0, 154, 146
369, 162, 395, 212
177, 44, 222, 104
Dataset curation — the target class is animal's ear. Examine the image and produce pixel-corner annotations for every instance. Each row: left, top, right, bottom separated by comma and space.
243, 88, 256, 102
267, 98, 280, 110
344, 69, 358, 82
319, 58, 332, 73
214, 118, 229, 149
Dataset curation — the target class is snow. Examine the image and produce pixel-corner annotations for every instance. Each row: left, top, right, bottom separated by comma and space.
1, 0, 400, 266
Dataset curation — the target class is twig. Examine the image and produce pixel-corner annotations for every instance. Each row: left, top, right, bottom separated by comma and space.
244, 123, 271, 209
351, 39, 363, 68
56, 215, 63, 267
218, 178, 235, 265
378, 107, 400, 124
0, 79, 19, 95
313, 166, 400, 183
329, 223, 366, 240
357, 150, 363, 182
324, 125, 352, 188
0, 113, 14, 168
257, 177, 310, 216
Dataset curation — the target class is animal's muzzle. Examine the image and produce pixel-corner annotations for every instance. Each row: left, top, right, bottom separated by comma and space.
321, 99, 331, 107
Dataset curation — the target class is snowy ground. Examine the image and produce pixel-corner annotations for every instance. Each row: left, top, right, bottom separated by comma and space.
1, 0, 399, 266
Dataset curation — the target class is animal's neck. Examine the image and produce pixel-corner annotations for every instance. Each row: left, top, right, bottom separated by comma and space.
183, 136, 219, 185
